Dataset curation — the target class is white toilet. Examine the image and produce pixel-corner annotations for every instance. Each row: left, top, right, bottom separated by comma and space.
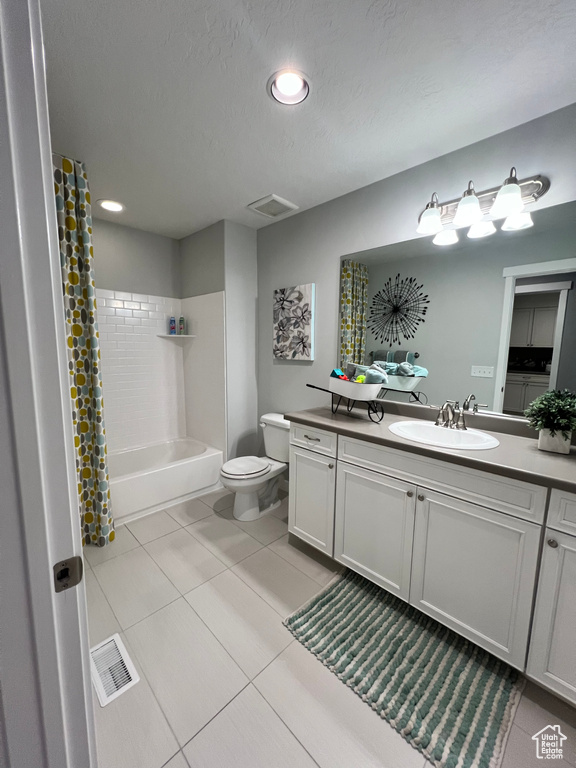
220, 413, 290, 522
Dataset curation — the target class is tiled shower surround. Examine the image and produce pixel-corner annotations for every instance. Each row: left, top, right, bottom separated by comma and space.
96, 289, 185, 453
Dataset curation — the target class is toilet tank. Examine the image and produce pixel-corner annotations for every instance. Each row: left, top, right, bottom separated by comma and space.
260, 413, 290, 462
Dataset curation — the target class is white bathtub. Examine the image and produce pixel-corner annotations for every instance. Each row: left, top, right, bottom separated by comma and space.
109, 438, 223, 522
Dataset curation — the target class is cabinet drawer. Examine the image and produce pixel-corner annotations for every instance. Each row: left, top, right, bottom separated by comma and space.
548, 489, 576, 535
338, 435, 547, 523
290, 424, 337, 457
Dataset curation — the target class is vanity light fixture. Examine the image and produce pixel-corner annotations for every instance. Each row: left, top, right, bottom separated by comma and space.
467, 220, 497, 239
453, 181, 482, 227
432, 229, 458, 246
501, 211, 534, 231
416, 193, 443, 235
268, 70, 310, 105
490, 167, 524, 219
97, 199, 124, 212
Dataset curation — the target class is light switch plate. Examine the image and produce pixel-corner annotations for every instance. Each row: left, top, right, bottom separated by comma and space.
471, 366, 494, 378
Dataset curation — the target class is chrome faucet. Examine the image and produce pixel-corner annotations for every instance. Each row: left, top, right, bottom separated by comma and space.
463, 393, 476, 411
435, 400, 457, 428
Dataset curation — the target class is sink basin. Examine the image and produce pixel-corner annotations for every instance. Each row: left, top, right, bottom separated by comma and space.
388, 421, 500, 450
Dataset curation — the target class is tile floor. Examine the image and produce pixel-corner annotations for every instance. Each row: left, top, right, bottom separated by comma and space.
85, 491, 576, 768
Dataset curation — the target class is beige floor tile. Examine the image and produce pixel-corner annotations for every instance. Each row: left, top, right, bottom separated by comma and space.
269, 533, 343, 586
127, 510, 181, 544
231, 548, 321, 617
163, 753, 189, 768
84, 525, 139, 567
185, 570, 293, 679
187, 516, 263, 567
271, 496, 289, 521
145, 528, 226, 594
166, 498, 213, 526
85, 569, 121, 646
232, 513, 288, 545
254, 641, 424, 768
500, 723, 569, 768
93, 637, 179, 768
94, 547, 179, 629
198, 489, 234, 513
514, 680, 576, 765
183, 684, 318, 768
125, 598, 248, 746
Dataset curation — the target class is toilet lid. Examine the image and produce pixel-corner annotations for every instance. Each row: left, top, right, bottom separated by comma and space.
221, 456, 270, 479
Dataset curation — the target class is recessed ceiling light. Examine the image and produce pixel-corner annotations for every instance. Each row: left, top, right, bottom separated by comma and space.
268, 70, 310, 105
97, 199, 124, 212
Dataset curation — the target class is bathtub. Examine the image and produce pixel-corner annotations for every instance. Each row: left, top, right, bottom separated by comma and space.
108, 438, 223, 523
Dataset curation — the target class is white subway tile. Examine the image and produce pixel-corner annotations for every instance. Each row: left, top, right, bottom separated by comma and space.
107, 299, 124, 309
114, 291, 132, 301
131, 293, 149, 302
140, 303, 156, 311
133, 310, 149, 318
98, 306, 116, 316
97, 288, 115, 299
124, 317, 140, 325
124, 301, 141, 310
116, 309, 133, 318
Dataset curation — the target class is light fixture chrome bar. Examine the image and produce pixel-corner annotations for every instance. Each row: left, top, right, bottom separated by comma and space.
428, 175, 550, 225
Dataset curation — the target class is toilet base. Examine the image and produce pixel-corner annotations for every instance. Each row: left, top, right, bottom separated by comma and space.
232, 476, 282, 522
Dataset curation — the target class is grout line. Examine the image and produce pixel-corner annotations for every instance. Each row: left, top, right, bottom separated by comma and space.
265, 536, 343, 587
178, 681, 252, 754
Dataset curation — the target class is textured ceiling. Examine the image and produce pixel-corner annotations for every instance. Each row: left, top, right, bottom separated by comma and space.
40, 0, 576, 239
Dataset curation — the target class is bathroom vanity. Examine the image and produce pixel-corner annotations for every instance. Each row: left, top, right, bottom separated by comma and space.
286, 405, 576, 706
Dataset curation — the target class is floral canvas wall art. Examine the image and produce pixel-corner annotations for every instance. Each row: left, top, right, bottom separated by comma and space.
273, 283, 315, 360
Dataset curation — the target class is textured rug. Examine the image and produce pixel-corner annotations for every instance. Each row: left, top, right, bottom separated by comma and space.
284, 570, 524, 768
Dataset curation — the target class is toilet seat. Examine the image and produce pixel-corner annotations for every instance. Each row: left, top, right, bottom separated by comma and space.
221, 456, 270, 480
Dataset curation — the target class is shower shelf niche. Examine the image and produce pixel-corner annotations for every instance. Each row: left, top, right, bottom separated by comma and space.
157, 334, 197, 339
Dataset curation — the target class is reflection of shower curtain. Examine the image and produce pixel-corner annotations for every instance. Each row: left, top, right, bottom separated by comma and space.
339, 260, 368, 368
53, 154, 114, 547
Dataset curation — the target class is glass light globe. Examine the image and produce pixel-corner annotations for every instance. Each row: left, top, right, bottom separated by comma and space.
453, 190, 482, 227
416, 206, 443, 235
501, 212, 534, 231
433, 229, 458, 246
275, 72, 304, 96
490, 168, 524, 219
467, 221, 496, 239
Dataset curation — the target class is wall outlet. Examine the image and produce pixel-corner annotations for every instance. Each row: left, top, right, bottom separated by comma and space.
471, 366, 494, 378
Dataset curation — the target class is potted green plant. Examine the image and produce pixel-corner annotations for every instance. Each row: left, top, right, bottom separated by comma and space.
524, 389, 576, 454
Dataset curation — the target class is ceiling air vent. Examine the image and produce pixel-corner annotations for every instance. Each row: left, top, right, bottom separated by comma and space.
90, 633, 139, 707
247, 194, 299, 218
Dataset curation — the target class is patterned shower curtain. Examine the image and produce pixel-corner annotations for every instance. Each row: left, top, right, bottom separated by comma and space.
53, 154, 114, 547
339, 259, 369, 368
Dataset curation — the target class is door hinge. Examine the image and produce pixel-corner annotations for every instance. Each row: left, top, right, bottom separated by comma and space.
53, 555, 83, 593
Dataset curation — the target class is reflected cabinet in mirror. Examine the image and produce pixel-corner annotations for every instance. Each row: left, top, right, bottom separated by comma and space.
338, 202, 576, 416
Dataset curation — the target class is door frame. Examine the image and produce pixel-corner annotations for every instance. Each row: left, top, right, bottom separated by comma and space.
0, 0, 96, 765
493, 258, 576, 412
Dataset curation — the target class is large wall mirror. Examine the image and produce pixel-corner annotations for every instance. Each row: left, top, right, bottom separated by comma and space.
339, 201, 576, 416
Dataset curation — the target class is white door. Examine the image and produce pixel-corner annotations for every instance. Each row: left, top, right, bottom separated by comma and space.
289, 446, 336, 555
531, 307, 557, 347
509, 308, 533, 346
527, 530, 576, 705
410, 490, 541, 668
0, 0, 96, 765
334, 462, 416, 599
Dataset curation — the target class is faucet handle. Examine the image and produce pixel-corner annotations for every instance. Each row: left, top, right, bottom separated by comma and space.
473, 403, 488, 414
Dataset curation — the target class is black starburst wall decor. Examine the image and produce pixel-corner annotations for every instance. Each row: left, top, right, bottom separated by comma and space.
368, 274, 430, 346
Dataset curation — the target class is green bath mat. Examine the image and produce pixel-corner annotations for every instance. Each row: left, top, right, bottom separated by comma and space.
284, 570, 523, 768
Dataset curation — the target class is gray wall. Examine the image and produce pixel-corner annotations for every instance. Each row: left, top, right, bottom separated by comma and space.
93, 217, 181, 297
224, 221, 258, 458
180, 220, 225, 298
257, 104, 576, 417
366, 228, 576, 409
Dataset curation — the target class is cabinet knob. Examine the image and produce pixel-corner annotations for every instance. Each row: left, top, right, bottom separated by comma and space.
547, 538, 559, 548
328, 463, 334, 469
418, 494, 425, 502
406, 491, 414, 498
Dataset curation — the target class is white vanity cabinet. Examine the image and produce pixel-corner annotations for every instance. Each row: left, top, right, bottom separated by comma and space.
288, 425, 337, 555
410, 490, 541, 667
334, 461, 416, 600
527, 489, 576, 703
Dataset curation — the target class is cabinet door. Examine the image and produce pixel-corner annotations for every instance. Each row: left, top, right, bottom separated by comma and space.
509, 308, 533, 346
288, 446, 335, 555
410, 490, 541, 668
503, 380, 526, 413
531, 307, 557, 347
334, 462, 416, 600
525, 381, 549, 409
527, 530, 576, 705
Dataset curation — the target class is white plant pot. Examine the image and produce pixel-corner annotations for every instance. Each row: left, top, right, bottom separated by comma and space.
537, 429, 572, 454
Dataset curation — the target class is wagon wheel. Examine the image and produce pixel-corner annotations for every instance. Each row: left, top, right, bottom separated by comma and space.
367, 400, 384, 423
